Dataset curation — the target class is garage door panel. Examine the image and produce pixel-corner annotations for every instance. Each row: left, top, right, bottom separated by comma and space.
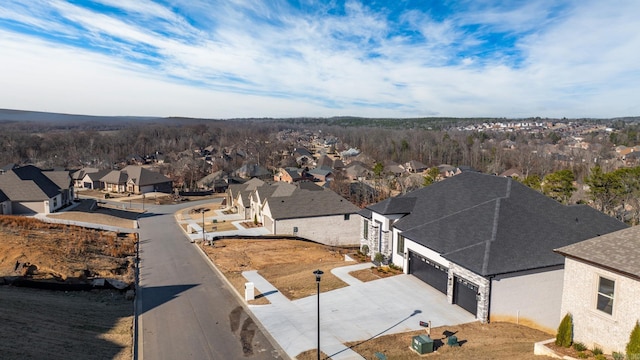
409, 251, 448, 294
453, 276, 478, 316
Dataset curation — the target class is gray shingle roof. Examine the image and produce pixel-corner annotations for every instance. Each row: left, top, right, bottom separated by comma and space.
0, 165, 61, 201
555, 226, 640, 279
122, 165, 171, 186
368, 172, 627, 276
101, 170, 129, 184
266, 188, 359, 220
43, 170, 72, 190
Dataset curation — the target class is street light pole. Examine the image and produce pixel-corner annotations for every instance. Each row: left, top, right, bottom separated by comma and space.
313, 269, 324, 360
202, 209, 206, 243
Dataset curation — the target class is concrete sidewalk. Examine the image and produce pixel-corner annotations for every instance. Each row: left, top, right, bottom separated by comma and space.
244, 263, 477, 359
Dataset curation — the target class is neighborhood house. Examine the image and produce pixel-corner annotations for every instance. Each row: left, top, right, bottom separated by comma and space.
555, 226, 640, 355
358, 172, 627, 332
0, 165, 74, 214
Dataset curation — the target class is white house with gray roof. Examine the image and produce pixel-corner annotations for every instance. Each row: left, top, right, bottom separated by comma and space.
359, 172, 627, 332
100, 165, 172, 194
261, 185, 360, 246
555, 226, 640, 354
238, 180, 360, 246
0, 165, 73, 214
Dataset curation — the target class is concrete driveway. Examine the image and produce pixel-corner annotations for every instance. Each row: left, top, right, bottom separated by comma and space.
242, 263, 477, 359
175, 202, 475, 359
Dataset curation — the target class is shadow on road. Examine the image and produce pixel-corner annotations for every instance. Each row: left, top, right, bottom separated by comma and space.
140, 284, 199, 314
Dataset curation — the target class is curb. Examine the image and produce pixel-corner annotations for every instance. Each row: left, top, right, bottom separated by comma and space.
174, 208, 291, 360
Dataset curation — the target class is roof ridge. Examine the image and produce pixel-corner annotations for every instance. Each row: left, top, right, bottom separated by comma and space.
481, 178, 511, 274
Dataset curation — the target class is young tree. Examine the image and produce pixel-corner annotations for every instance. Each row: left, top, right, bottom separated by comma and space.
627, 321, 640, 359
521, 174, 542, 191
585, 166, 622, 215
555, 313, 573, 347
543, 169, 576, 204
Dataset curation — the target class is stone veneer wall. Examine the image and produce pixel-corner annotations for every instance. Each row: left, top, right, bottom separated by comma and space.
448, 263, 490, 323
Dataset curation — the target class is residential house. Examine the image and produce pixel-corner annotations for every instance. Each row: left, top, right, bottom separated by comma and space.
343, 161, 373, 181
233, 163, 271, 180
437, 164, 459, 178
358, 172, 626, 332
499, 168, 524, 178
43, 169, 74, 205
384, 161, 405, 177
293, 147, 314, 166
196, 170, 229, 193
274, 167, 314, 183
226, 178, 265, 219
255, 183, 360, 245
101, 165, 172, 194
0, 165, 74, 214
307, 166, 333, 183
555, 226, 640, 354
404, 160, 428, 173
73, 168, 111, 190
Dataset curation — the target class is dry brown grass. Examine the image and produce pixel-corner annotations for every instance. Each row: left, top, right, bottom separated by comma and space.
297, 322, 555, 360
201, 239, 353, 300
349, 265, 404, 282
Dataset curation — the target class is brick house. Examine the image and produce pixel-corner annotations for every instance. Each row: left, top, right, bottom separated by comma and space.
555, 226, 640, 354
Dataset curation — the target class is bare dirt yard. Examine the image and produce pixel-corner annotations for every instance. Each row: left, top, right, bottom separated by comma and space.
202, 238, 555, 360
201, 239, 355, 305
0, 287, 132, 360
0, 216, 135, 359
47, 206, 139, 229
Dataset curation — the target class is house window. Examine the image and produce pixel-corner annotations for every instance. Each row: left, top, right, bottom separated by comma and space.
344, 214, 350, 220
596, 276, 615, 315
397, 234, 405, 255
363, 220, 369, 239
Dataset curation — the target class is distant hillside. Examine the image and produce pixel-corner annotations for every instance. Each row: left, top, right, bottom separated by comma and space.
0, 109, 161, 124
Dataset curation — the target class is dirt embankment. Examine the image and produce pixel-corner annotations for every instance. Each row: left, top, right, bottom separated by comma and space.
0, 216, 137, 286
0, 215, 135, 360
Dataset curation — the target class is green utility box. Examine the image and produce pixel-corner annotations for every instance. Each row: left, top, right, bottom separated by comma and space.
411, 334, 434, 354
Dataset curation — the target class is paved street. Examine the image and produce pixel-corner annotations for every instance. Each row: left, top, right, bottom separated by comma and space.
136, 200, 286, 360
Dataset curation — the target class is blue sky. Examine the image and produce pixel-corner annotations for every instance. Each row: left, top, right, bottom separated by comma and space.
0, 0, 638, 119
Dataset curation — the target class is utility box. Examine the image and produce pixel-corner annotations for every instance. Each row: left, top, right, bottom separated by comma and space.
412, 334, 434, 354
245, 282, 255, 301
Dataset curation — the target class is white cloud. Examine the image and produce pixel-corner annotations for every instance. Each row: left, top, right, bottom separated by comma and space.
0, 0, 638, 118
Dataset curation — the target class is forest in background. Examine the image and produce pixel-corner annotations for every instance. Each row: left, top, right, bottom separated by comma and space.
3, 110, 640, 222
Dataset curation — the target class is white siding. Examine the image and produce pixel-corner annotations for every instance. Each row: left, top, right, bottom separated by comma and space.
491, 266, 564, 333
402, 238, 449, 273
560, 258, 640, 354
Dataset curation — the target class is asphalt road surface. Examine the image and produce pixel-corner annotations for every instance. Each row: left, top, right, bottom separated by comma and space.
136, 200, 287, 359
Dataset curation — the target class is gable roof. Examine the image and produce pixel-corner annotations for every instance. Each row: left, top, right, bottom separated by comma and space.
86, 169, 112, 181
0, 165, 61, 201
368, 172, 627, 277
71, 167, 98, 180
43, 170, 72, 190
101, 170, 129, 184
265, 188, 359, 220
555, 225, 640, 280
122, 165, 171, 186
